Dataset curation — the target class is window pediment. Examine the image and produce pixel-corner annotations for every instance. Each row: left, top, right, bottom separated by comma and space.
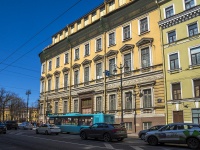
137, 81, 156, 87
62, 67, 70, 73
81, 59, 92, 66
136, 38, 154, 47
46, 73, 52, 78
53, 70, 61, 76
120, 44, 134, 53
40, 76, 45, 81
72, 63, 81, 69
93, 55, 104, 62
105, 50, 118, 57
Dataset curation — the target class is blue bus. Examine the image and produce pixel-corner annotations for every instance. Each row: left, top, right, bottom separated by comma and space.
48, 113, 115, 133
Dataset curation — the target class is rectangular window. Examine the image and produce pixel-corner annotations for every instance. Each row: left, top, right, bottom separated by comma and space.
64, 74, 68, 89
75, 48, 79, 60
125, 92, 132, 109
125, 122, 132, 131
40, 104, 43, 114
65, 53, 69, 64
56, 57, 60, 68
172, 83, 181, 100
191, 46, 200, 66
188, 23, 198, 37
63, 101, 68, 114
42, 64, 45, 73
85, 44, 90, 56
143, 89, 152, 108
74, 70, 79, 86
96, 96, 102, 112
48, 79, 51, 91
84, 67, 89, 83
124, 53, 131, 71
109, 94, 116, 110
140, 17, 148, 34
55, 102, 58, 114
169, 53, 179, 70
109, 32, 115, 46
74, 100, 78, 112
194, 79, 200, 97
143, 122, 152, 130
55, 77, 59, 91
185, 0, 195, 10
165, 5, 174, 18
41, 81, 44, 92
96, 63, 102, 79
141, 47, 150, 68
48, 61, 52, 71
96, 38, 102, 51
123, 25, 131, 40
109, 58, 115, 75
47, 103, 51, 111
168, 30, 176, 43
192, 109, 200, 124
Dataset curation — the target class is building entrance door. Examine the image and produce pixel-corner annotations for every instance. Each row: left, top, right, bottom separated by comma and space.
173, 111, 184, 123
81, 99, 92, 114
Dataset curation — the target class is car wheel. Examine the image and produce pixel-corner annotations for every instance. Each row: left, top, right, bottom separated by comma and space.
140, 134, 145, 140
56, 133, 59, 135
80, 131, 87, 140
36, 129, 39, 134
45, 130, 49, 135
187, 137, 200, 149
148, 136, 158, 146
117, 138, 124, 141
103, 133, 112, 142
3, 132, 6, 134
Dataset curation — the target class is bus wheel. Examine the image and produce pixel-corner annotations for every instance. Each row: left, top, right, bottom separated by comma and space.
80, 131, 87, 140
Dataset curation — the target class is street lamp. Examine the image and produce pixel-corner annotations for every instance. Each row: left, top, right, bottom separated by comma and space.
113, 62, 129, 123
26, 90, 31, 121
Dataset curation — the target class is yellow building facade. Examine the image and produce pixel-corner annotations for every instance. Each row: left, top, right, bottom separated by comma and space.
158, 0, 200, 124
39, 0, 165, 133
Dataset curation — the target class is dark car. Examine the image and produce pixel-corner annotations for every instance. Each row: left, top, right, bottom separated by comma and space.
5, 121, 18, 130
138, 125, 165, 140
80, 123, 127, 142
0, 122, 7, 134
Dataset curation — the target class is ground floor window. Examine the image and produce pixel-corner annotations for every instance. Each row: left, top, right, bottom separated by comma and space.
192, 109, 200, 124
143, 122, 152, 130
125, 122, 132, 131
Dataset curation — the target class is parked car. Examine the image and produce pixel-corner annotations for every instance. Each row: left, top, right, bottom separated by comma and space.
36, 124, 61, 135
5, 121, 18, 130
138, 125, 165, 140
18, 122, 33, 130
80, 123, 127, 142
0, 122, 7, 134
144, 123, 200, 149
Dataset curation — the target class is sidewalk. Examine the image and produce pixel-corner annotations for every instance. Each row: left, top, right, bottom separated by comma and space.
127, 133, 138, 138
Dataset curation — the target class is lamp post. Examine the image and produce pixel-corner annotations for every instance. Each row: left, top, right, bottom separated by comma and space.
113, 62, 129, 123
26, 90, 31, 121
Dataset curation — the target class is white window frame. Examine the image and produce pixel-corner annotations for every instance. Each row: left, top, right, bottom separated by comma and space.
164, 4, 175, 19
183, 0, 196, 10
83, 65, 90, 83
107, 30, 116, 47
41, 63, 45, 74
188, 44, 200, 66
95, 96, 103, 112
123, 90, 133, 110
48, 60, 52, 71
108, 93, 117, 111
74, 47, 80, 60
167, 29, 177, 43
74, 69, 79, 85
96, 62, 103, 79
63, 73, 68, 88
123, 52, 133, 71
64, 53, 69, 64
143, 122, 152, 130
139, 45, 152, 68
84, 42, 90, 56
187, 22, 199, 37
108, 57, 116, 75
40, 81, 44, 93
54, 101, 59, 114
170, 82, 183, 100
167, 51, 181, 70
138, 16, 150, 35
140, 87, 154, 108
55, 56, 60, 68
73, 99, 79, 113
122, 22, 132, 41
95, 36, 102, 52
63, 100, 68, 113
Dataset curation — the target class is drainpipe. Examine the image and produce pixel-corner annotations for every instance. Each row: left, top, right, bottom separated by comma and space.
156, 0, 168, 124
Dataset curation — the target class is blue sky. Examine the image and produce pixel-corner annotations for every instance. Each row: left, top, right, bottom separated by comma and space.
0, 0, 104, 106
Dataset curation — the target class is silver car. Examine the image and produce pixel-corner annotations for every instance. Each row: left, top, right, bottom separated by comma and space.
36, 124, 61, 135
18, 122, 33, 130
145, 123, 200, 149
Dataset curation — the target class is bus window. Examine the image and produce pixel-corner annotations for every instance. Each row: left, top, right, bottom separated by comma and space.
79, 117, 92, 126
71, 118, 78, 125
55, 118, 61, 125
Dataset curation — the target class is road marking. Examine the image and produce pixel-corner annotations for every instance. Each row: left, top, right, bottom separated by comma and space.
104, 143, 114, 149
130, 146, 144, 150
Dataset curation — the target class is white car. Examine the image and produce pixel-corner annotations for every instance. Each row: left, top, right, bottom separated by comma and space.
36, 124, 61, 135
18, 122, 33, 130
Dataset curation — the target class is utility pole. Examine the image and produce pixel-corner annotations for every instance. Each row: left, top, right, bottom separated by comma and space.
26, 90, 31, 122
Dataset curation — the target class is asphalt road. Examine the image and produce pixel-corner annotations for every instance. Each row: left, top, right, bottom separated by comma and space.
0, 129, 190, 150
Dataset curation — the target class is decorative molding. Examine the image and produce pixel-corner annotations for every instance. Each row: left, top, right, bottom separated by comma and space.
72, 63, 81, 69
53, 70, 61, 76
40, 76, 45, 81
46, 73, 52, 79
119, 44, 134, 53
159, 5, 200, 29
81, 59, 92, 66
105, 50, 118, 57
136, 37, 154, 47
137, 81, 156, 87
93, 54, 104, 62
62, 67, 70, 73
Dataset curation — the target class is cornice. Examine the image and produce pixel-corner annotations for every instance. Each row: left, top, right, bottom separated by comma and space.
119, 44, 134, 53
136, 37, 154, 47
62, 67, 70, 73
81, 59, 92, 66
93, 54, 104, 62
72, 63, 81, 69
159, 5, 200, 29
53, 70, 61, 76
105, 50, 118, 57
